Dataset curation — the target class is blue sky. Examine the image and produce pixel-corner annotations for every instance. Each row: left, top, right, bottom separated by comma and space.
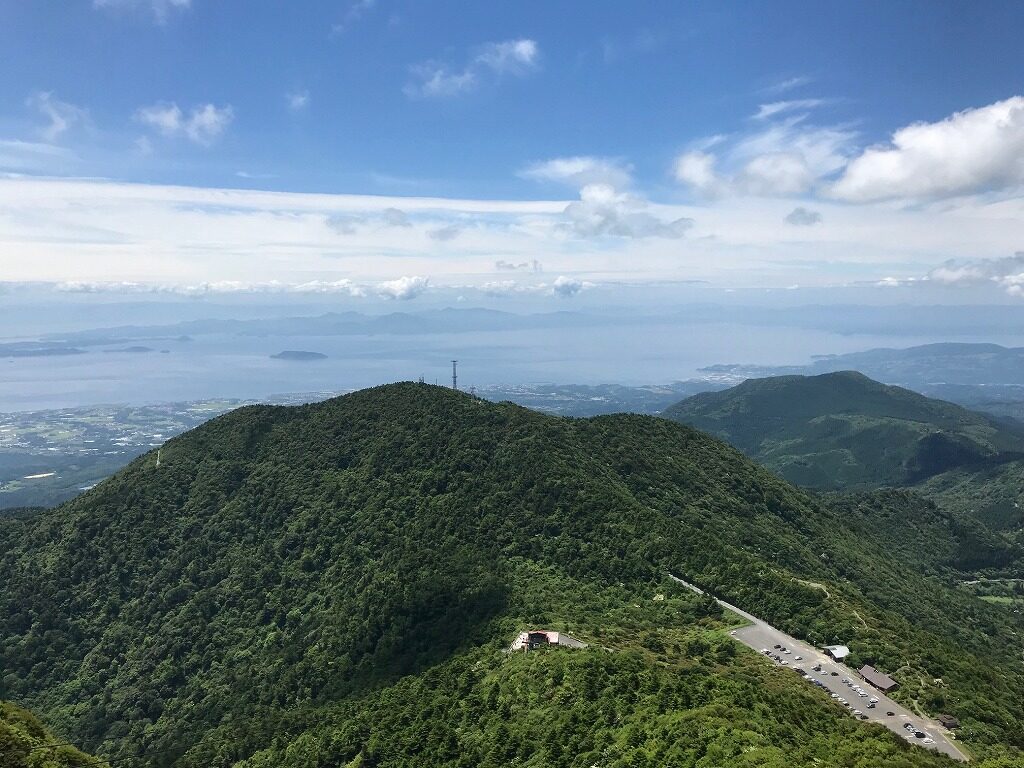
1, 0, 1023, 303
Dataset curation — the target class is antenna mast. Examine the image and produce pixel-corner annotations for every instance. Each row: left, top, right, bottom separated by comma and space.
451, 360, 458, 390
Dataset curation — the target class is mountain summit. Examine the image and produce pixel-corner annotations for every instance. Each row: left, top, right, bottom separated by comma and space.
1, 383, 1021, 765
664, 371, 1024, 489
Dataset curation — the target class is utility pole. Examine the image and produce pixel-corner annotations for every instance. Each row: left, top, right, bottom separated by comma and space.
451, 360, 458, 390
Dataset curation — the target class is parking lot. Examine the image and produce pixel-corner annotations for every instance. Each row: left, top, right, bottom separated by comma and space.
671, 576, 969, 762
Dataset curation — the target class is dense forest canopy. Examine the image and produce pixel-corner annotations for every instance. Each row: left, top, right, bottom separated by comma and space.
1, 383, 1022, 766
664, 370, 1024, 490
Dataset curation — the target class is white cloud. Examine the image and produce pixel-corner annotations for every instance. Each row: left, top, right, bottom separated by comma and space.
673, 151, 721, 195
405, 65, 478, 98
764, 76, 812, 94
405, 38, 540, 98
428, 224, 461, 241
675, 116, 855, 197
520, 156, 633, 189
326, 213, 363, 234
332, 0, 376, 35
55, 278, 366, 296
27, 92, 86, 142
550, 275, 584, 297
287, 90, 310, 111
478, 275, 586, 298
136, 102, 234, 145
784, 207, 822, 226
378, 275, 429, 300
753, 99, 825, 121
381, 207, 411, 227
562, 183, 692, 239
475, 39, 539, 74
495, 259, 542, 272
831, 96, 1024, 201
927, 253, 1024, 296
93, 0, 190, 22
6, 175, 1024, 294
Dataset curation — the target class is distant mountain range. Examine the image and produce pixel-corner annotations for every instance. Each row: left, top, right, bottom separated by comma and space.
702, 342, 1024, 387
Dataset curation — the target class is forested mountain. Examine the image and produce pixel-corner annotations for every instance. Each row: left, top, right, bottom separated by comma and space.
1, 383, 1022, 766
1, 701, 100, 767
664, 371, 1024, 490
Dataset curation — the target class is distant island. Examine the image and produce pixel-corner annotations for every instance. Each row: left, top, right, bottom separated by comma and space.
271, 350, 328, 361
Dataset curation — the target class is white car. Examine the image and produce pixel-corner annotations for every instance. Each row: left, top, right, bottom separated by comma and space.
794, 655, 803, 660
923, 738, 934, 744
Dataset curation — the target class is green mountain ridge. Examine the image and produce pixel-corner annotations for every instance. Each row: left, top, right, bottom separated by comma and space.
1, 383, 1022, 766
664, 370, 1024, 491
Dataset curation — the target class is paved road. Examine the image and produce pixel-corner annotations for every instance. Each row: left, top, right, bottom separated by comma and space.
670, 575, 969, 762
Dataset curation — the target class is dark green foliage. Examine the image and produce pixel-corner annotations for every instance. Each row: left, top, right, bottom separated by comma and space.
0, 701, 100, 768
234, 645, 961, 768
663, 371, 1024, 490
1, 383, 1022, 766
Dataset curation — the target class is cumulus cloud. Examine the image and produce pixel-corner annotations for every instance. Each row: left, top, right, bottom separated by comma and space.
405, 38, 539, 98
377, 275, 429, 300
136, 102, 234, 145
673, 151, 721, 195
784, 206, 822, 226
520, 156, 633, 189
27, 92, 86, 142
479, 276, 587, 298
428, 224, 461, 241
480, 279, 522, 296
562, 183, 693, 239
551, 275, 584, 297
831, 96, 1024, 201
926, 253, 1024, 296
93, 0, 190, 22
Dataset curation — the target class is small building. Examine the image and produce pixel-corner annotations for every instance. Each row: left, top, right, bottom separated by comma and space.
859, 665, 898, 692
937, 714, 961, 730
509, 629, 587, 652
824, 644, 851, 661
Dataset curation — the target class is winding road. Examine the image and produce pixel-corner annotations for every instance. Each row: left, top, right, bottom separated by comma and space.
670, 575, 969, 762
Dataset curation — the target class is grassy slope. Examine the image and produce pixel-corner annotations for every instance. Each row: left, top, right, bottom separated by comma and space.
0, 384, 1021, 766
